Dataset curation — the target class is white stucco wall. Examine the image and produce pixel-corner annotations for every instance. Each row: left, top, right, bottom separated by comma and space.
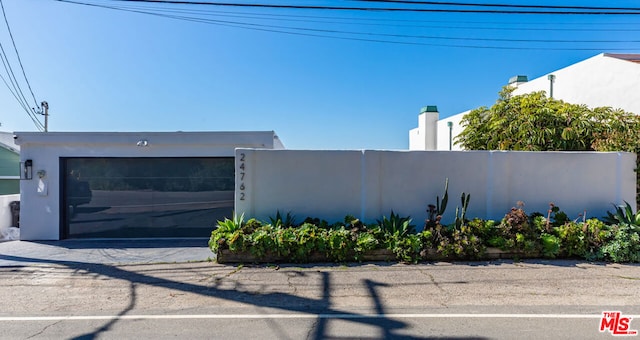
14, 131, 283, 240
436, 111, 467, 151
235, 149, 636, 226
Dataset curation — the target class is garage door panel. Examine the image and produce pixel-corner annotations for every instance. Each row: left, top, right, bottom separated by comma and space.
63, 157, 234, 238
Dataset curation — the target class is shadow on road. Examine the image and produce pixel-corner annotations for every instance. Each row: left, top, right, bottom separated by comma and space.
0, 254, 491, 340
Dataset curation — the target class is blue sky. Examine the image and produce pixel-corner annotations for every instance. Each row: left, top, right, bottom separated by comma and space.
1, 0, 639, 149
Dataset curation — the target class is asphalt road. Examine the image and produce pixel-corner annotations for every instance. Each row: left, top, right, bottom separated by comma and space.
1, 259, 639, 339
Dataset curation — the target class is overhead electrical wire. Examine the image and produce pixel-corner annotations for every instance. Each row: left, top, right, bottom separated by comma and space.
0, 0, 39, 110
0, 0, 43, 131
77, 0, 640, 15
353, 0, 640, 12
91, 2, 640, 32
56, 0, 640, 51
97, 2, 640, 27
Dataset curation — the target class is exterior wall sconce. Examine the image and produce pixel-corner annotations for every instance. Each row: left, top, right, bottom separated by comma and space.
21, 159, 33, 180
136, 139, 149, 147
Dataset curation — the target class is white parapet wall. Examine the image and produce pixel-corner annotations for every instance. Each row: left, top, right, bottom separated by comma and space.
235, 149, 636, 225
0, 194, 20, 230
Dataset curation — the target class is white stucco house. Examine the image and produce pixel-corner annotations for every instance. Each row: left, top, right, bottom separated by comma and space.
410, 53, 640, 151
13, 131, 283, 240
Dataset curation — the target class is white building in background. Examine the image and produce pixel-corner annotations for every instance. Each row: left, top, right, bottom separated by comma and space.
410, 53, 640, 151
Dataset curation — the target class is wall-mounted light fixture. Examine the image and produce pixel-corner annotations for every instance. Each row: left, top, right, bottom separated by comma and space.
21, 159, 33, 180
136, 139, 149, 147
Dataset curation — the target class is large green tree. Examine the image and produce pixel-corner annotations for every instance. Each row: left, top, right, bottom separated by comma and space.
455, 87, 640, 207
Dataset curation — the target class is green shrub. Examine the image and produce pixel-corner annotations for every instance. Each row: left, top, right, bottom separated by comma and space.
540, 233, 561, 258
553, 219, 608, 260
598, 224, 640, 263
389, 233, 422, 263
327, 227, 355, 262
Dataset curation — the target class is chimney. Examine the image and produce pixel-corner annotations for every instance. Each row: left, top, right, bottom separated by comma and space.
508, 75, 528, 87
417, 106, 438, 150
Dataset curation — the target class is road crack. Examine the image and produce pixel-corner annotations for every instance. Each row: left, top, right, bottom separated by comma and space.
25, 320, 62, 339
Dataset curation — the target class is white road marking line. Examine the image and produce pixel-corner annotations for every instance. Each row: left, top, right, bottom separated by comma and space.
0, 313, 635, 322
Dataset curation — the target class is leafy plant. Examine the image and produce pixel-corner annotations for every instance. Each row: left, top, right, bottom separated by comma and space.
209, 212, 245, 252
495, 202, 540, 253
377, 211, 415, 237
434, 219, 487, 259
354, 232, 380, 261
248, 225, 276, 258
554, 219, 608, 259
456, 88, 601, 151
216, 212, 245, 233
269, 210, 297, 228
604, 201, 640, 229
227, 230, 247, 252
290, 223, 327, 262
327, 227, 355, 262
540, 233, 560, 258
598, 224, 640, 263
389, 233, 422, 263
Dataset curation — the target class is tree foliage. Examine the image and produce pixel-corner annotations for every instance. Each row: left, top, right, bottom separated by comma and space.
455, 87, 640, 208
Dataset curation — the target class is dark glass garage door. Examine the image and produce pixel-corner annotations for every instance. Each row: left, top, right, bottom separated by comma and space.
62, 157, 234, 238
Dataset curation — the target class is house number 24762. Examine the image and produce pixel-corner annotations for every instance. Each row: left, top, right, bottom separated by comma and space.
239, 153, 246, 200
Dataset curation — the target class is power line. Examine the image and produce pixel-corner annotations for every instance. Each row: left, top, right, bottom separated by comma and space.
0, 0, 39, 110
0, 43, 42, 130
0, 0, 43, 131
97, 3, 640, 32
79, 0, 640, 15
56, 0, 640, 50
354, 0, 640, 12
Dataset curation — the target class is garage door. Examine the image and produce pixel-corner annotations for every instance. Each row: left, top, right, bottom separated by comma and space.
62, 157, 234, 238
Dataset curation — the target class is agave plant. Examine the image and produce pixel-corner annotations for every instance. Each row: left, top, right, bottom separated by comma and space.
216, 212, 245, 233
269, 210, 297, 228
604, 201, 640, 229
377, 211, 415, 237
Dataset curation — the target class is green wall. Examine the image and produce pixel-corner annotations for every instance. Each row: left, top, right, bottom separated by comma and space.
0, 148, 19, 194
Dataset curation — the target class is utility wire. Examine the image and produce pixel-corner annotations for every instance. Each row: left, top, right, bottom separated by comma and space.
58, 0, 640, 49
153, 14, 640, 44
353, 0, 640, 12
82, 0, 640, 15
0, 43, 42, 130
99, 3, 640, 32
0, 0, 43, 130
0, 0, 39, 110
0, 56, 31, 116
